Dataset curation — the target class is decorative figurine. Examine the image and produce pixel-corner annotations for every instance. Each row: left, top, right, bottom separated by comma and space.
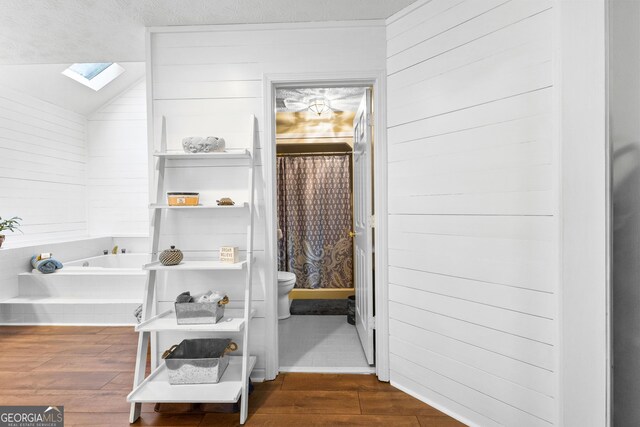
216, 198, 235, 206
159, 245, 184, 266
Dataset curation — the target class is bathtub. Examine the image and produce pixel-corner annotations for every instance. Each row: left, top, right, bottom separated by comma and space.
63, 253, 150, 272
4, 253, 151, 325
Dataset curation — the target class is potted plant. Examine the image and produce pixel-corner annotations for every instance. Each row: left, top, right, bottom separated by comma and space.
0, 216, 22, 248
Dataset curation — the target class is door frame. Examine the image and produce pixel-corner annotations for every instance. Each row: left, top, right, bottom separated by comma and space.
263, 70, 389, 381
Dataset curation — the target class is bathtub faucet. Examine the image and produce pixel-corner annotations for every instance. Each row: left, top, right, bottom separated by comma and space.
111, 245, 118, 255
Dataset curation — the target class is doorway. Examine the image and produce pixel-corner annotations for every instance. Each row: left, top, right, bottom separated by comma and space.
271, 84, 375, 373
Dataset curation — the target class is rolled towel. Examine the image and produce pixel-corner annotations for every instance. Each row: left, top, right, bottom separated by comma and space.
211, 290, 226, 301
31, 255, 63, 274
176, 291, 193, 303
196, 290, 213, 303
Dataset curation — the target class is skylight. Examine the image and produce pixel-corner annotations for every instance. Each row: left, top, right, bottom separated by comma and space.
62, 62, 125, 91
68, 63, 112, 80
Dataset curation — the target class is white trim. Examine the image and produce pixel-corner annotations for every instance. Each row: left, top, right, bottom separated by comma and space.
263, 77, 279, 381
263, 70, 390, 382
276, 132, 354, 139
552, 2, 563, 426
280, 366, 376, 374
145, 28, 159, 372
373, 69, 390, 382
604, 0, 613, 422
386, 0, 431, 26
558, 0, 610, 425
391, 381, 480, 427
249, 370, 266, 383
147, 20, 385, 34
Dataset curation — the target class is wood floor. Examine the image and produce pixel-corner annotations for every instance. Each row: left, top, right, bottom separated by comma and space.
0, 326, 465, 426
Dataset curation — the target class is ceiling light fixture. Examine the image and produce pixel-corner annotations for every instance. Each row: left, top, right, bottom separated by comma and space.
307, 97, 332, 116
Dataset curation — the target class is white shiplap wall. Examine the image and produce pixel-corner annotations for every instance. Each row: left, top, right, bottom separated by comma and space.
386, 1, 557, 426
0, 84, 88, 243
88, 80, 149, 236
148, 22, 386, 379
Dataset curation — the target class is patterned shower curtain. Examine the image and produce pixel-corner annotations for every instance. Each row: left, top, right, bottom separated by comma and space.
277, 155, 353, 289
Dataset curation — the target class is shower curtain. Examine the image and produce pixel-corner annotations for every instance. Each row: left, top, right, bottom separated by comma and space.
277, 154, 353, 289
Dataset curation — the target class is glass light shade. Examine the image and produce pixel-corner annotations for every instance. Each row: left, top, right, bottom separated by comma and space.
308, 97, 331, 116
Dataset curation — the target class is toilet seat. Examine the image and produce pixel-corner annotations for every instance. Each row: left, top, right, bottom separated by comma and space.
277, 271, 296, 285
277, 271, 296, 320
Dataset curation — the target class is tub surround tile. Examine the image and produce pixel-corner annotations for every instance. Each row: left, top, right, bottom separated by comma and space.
0, 237, 114, 301
4, 251, 145, 326
0, 298, 139, 325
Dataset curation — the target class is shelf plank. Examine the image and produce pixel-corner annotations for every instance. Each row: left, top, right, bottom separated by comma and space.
149, 203, 248, 210
136, 308, 255, 332
143, 260, 247, 271
154, 149, 250, 160
127, 356, 256, 403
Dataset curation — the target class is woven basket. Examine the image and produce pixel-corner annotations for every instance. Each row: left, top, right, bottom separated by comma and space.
160, 246, 183, 266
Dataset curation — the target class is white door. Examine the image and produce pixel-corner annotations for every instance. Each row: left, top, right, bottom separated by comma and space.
352, 89, 374, 365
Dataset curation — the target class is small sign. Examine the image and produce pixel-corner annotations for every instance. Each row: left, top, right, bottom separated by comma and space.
37, 253, 52, 261
0, 406, 64, 427
219, 246, 238, 264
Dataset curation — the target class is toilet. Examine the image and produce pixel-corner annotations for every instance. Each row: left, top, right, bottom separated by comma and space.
277, 271, 296, 319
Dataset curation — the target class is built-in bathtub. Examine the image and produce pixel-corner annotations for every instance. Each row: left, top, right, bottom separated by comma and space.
64, 253, 150, 271
1, 253, 150, 325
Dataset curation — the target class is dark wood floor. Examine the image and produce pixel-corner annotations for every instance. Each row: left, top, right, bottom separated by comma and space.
0, 326, 465, 426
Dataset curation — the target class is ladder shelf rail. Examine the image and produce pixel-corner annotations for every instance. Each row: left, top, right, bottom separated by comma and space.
128, 115, 257, 425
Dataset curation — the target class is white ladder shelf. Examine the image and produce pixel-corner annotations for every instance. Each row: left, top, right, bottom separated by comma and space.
128, 115, 257, 425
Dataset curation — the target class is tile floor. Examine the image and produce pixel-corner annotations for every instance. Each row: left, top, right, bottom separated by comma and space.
278, 315, 373, 373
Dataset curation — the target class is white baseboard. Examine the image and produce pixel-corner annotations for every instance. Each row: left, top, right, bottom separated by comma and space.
279, 366, 376, 374
250, 368, 266, 382
391, 379, 478, 427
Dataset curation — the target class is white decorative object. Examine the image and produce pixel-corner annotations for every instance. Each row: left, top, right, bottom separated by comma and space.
204, 136, 226, 152
219, 246, 238, 263
182, 136, 226, 153
181, 137, 204, 153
